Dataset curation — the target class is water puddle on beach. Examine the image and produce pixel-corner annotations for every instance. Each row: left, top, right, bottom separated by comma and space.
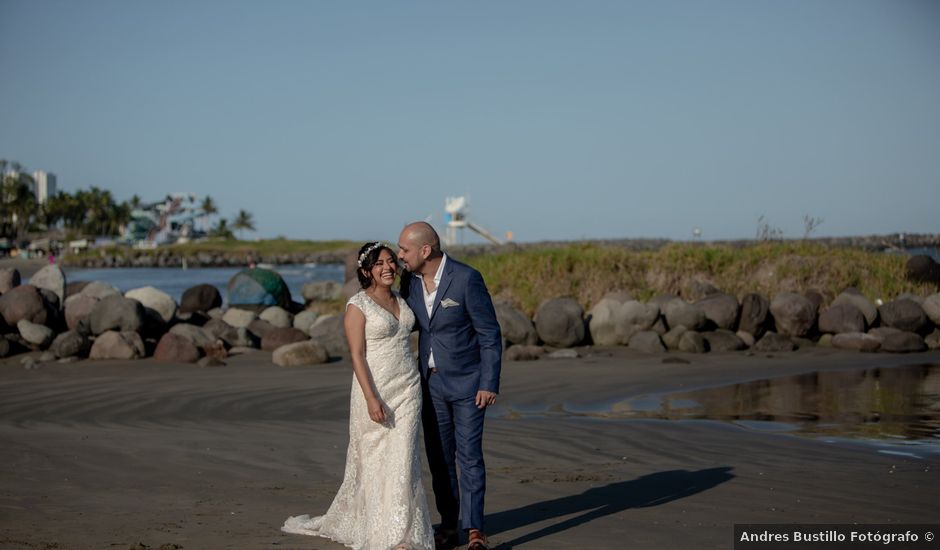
500, 364, 940, 456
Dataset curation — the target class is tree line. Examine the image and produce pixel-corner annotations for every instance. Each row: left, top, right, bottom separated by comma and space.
1, 159, 255, 242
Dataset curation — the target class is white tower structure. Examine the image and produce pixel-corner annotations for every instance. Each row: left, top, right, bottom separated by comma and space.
32, 171, 57, 204
443, 196, 504, 246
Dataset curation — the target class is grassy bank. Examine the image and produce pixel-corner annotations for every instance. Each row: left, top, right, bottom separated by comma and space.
466, 242, 935, 316
62, 238, 360, 264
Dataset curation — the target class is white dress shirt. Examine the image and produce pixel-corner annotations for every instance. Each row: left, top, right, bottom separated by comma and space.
416, 254, 447, 370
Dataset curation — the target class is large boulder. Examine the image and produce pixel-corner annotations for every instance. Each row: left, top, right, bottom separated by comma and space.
868, 327, 902, 342
17, 319, 55, 349
619, 301, 660, 343
308, 314, 348, 358
880, 331, 927, 353
818, 303, 867, 334
89, 296, 146, 335
495, 302, 537, 346
739, 293, 770, 337
0, 285, 50, 326
831, 332, 881, 352
222, 308, 257, 329
64, 294, 99, 331
79, 281, 122, 300
769, 292, 816, 337
0, 268, 20, 293
272, 340, 330, 366
696, 293, 739, 330
878, 299, 927, 333
534, 298, 585, 348
683, 280, 720, 302
754, 332, 796, 352
678, 331, 708, 353
293, 310, 320, 333
227, 267, 292, 310
301, 281, 342, 303
587, 298, 622, 346
125, 286, 177, 324
203, 319, 240, 345
169, 323, 217, 348
663, 300, 707, 331
702, 330, 745, 352
906, 255, 940, 285
662, 326, 689, 350
154, 333, 201, 363
180, 284, 223, 314
50, 330, 91, 358
260, 306, 293, 329
627, 331, 666, 353
262, 327, 309, 351
832, 289, 878, 327
923, 293, 940, 325
28, 265, 66, 307
89, 331, 145, 360
248, 319, 276, 340
588, 299, 658, 346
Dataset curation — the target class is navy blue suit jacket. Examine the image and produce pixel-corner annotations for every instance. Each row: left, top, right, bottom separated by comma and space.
403, 256, 502, 398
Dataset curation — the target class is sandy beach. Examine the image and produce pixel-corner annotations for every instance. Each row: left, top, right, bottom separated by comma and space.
1, 347, 938, 550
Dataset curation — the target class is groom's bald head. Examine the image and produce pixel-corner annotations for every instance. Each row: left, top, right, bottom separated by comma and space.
400, 221, 441, 253
398, 221, 442, 274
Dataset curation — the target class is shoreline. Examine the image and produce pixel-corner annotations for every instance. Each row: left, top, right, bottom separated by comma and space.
1, 348, 937, 549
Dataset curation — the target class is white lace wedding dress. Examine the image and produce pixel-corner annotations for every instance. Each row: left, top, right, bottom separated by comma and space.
282, 290, 434, 550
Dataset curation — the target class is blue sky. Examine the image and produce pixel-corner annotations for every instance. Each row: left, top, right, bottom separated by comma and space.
1, 0, 938, 243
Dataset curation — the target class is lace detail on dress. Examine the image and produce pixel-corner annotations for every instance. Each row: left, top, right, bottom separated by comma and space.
282, 291, 433, 550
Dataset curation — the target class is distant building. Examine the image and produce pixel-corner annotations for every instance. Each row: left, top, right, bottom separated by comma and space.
32, 171, 57, 204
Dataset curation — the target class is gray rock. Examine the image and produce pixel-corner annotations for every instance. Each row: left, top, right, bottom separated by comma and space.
769, 292, 816, 337
154, 333, 201, 363
832, 289, 878, 327
588, 298, 622, 346
207, 307, 224, 320
736, 331, 756, 348
619, 301, 660, 342
203, 318, 239, 345
89, 331, 145, 360
0, 267, 20, 293
308, 314, 348, 358
662, 326, 689, 351
818, 304, 866, 334
260, 306, 293, 328
896, 292, 924, 305
17, 320, 55, 348
293, 310, 320, 332
878, 299, 927, 333
832, 332, 881, 352
222, 308, 257, 329
534, 298, 585, 348
683, 280, 720, 302
38, 351, 56, 363
754, 332, 797, 352
235, 327, 262, 349
248, 319, 276, 339
169, 323, 217, 348
628, 331, 666, 353
880, 331, 927, 353
272, 340, 330, 366
678, 331, 708, 353
180, 284, 223, 314
696, 293, 739, 330
64, 294, 98, 331
0, 285, 49, 326
739, 293, 770, 337
301, 281, 343, 303
906, 254, 940, 285
546, 348, 580, 359
79, 281, 121, 300
923, 293, 940, 325
504, 345, 545, 361
89, 296, 146, 335
925, 329, 940, 350
868, 327, 902, 341
50, 330, 91, 358
262, 326, 309, 351
817, 333, 833, 347
663, 300, 707, 331
125, 286, 178, 324
495, 302, 537, 346
803, 289, 825, 313
702, 329, 745, 352
28, 265, 66, 307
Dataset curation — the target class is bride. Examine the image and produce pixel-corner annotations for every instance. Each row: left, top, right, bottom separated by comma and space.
282, 242, 433, 550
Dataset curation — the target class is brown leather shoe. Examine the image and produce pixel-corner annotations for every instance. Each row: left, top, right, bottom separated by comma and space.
467, 530, 489, 550
434, 527, 459, 549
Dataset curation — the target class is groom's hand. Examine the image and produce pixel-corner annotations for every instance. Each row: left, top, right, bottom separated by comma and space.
475, 390, 497, 409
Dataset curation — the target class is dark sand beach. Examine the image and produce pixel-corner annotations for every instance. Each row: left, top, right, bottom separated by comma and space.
2, 348, 938, 549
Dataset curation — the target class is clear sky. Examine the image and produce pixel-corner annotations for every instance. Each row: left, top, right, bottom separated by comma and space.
2, 0, 938, 243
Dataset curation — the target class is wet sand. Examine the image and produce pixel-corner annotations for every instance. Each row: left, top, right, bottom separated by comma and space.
1, 348, 938, 550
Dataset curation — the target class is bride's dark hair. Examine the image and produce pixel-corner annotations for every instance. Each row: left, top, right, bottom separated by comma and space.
356, 242, 397, 289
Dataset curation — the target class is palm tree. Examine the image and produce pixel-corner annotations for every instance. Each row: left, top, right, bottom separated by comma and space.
200, 196, 218, 233
232, 209, 255, 240
210, 218, 235, 240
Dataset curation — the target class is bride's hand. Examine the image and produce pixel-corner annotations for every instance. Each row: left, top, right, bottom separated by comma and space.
367, 397, 387, 424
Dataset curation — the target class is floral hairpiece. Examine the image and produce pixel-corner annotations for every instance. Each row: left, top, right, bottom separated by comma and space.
357, 242, 389, 267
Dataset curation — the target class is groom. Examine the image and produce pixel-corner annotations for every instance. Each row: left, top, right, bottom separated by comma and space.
398, 222, 502, 550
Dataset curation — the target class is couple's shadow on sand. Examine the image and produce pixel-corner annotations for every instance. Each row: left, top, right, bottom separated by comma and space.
482, 467, 734, 549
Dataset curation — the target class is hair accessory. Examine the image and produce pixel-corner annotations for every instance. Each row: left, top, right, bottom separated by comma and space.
357, 242, 389, 267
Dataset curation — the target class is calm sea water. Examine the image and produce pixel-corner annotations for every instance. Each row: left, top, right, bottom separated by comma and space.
64, 264, 345, 306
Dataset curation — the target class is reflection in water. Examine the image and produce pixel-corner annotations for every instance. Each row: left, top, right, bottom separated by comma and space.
502, 364, 940, 447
